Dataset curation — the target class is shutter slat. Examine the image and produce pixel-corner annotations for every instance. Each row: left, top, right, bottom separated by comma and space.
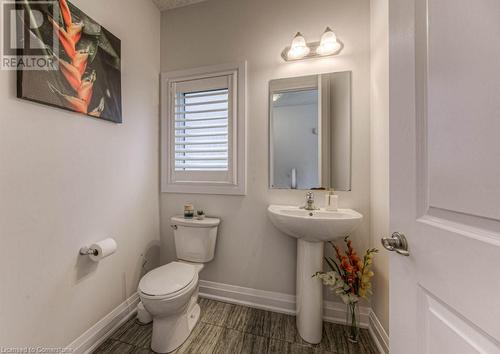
175, 108, 228, 115
175, 148, 228, 153
175, 99, 227, 107
175, 116, 227, 122
175, 156, 227, 161
174, 140, 227, 145
175, 164, 228, 169
175, 124, 228, 130
176, 132, 228, 138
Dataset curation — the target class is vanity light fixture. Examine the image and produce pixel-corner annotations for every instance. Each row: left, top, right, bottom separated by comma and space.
316, 27, 341, 56
286, 32, 310, 60
281, 27, 343, 61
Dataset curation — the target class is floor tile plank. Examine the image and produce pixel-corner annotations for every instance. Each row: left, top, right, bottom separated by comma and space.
346, 328, 379, 354
241, 307, 272, 337
268, 338, 325, 354
110, 318, 135, 340
93, 338, 136, 353
320, 322, 351, 353
240, 333, 270, 354
199, 298, 234, 327
176, 322, 223, 354
269, 312, 298, 343
213, 327, 244, 354
226, 302, 252, 331
110, 319, 152, 349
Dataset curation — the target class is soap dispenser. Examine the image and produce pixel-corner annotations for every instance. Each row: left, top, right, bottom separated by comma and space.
325, 189, 339, 211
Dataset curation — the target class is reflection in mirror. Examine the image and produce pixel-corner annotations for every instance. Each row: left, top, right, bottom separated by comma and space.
269, 72, 351, 191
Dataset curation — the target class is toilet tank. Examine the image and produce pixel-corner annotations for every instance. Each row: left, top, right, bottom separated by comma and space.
170, 216, 220, 263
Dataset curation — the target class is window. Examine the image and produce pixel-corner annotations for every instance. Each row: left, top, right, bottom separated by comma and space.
161, 62, 247, 195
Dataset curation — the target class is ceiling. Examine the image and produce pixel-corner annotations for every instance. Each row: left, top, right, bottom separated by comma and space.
152, 0, 208, 11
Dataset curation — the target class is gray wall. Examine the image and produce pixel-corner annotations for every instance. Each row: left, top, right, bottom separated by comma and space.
0, 0, 160, 346
160, 0, 371, 301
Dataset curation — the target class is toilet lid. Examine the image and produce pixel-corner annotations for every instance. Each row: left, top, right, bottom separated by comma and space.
139, 262, 196, 297
171, 216, 220, 228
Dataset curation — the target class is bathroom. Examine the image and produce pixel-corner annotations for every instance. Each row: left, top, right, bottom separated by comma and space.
1, 0, 499, 353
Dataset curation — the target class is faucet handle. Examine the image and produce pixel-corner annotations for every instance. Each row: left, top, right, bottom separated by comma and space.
306, 191, 314, 200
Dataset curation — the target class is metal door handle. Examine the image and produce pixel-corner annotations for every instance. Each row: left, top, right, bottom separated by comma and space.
381, 232, 410, 256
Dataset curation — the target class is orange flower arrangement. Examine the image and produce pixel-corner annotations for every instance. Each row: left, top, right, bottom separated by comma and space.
314, 236, 378, 342
314, 236, 378, 304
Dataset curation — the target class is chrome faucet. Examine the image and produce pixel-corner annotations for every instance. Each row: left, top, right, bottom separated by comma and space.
302, 191, 318, 210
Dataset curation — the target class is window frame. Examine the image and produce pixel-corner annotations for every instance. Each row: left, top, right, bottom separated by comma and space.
161, 62, 247, 195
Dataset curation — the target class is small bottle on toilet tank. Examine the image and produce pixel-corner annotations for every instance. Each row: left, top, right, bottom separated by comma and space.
184, 203, 194, 218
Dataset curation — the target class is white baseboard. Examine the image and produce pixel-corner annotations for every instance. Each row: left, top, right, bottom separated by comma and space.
199, 279, 296, 315
67, 292, 140, 354
368, 310, 389, 354
198, 280, 371, 327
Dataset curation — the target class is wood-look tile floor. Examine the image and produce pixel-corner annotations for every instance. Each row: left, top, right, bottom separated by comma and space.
93, 298, 379, 354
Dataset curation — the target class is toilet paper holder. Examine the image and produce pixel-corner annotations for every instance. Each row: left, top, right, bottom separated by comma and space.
79, 238, 117, 261
79, 246, 98, 256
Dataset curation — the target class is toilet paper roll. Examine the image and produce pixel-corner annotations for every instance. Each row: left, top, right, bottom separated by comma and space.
89, 238, 117, 262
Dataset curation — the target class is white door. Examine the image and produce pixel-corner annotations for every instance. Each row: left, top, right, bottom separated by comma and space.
388, 0, 500, 353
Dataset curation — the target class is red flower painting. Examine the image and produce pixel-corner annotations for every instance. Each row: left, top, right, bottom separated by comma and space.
16, 0, 122, 123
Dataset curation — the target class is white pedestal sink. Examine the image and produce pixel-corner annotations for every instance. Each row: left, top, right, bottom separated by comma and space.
267, 205, 363, 344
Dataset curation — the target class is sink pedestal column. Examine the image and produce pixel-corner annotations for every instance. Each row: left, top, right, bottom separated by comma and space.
296, 239, 324, 344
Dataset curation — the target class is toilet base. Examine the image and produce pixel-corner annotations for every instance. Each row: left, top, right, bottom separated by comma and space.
151, 302, 200, 353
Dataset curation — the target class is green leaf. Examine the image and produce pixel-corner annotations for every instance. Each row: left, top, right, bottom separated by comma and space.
325, 257, 336, 272
68, 2, 102, 36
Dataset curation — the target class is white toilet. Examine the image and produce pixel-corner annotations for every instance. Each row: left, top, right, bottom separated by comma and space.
138, 216, 220, 353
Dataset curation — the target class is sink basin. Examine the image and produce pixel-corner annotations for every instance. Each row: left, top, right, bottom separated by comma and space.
267, 204, 363, 344
267, 205, 363, 242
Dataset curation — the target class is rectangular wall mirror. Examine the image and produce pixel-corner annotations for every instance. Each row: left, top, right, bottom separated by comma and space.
269, 71, 351, 190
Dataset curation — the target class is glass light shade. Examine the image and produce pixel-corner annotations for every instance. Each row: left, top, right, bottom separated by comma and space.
287, 32, 310, 60
316, 27, 341, 56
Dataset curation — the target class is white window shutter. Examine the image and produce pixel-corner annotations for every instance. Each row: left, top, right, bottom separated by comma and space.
174, 87, 229, 171
161, 62, 247, 195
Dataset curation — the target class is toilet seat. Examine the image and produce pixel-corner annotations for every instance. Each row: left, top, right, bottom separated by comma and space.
139, 262, 197, 300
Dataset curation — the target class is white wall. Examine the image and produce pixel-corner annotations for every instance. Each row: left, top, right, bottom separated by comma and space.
0, 0, 160, 347
370, 0, 390, 334
160, 0, 371, 302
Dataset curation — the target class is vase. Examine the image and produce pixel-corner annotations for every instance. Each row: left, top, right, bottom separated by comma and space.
345, 301, 360, 343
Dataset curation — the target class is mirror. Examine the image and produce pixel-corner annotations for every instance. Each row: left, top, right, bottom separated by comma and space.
269, 71, 351, 190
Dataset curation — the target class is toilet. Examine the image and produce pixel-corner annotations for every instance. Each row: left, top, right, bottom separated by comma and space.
138, 216, 220, 353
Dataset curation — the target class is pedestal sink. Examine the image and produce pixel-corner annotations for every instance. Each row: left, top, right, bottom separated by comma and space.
267, 205, 363, 344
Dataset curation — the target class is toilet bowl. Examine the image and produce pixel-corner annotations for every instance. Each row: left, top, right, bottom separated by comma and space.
138, 216, 220, 353
139, 262, 200, 353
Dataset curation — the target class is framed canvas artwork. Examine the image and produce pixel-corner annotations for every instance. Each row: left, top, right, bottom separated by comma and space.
16, 0, 122, 123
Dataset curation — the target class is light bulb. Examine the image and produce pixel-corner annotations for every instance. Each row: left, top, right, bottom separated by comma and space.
316, 27, 341, 56
287, 32, 310, 60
